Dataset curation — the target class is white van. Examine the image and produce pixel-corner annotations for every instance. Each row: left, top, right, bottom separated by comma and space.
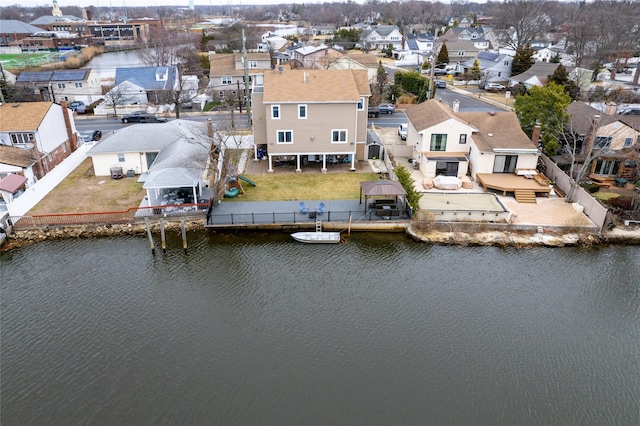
619, 106, 640, 116
398, 123, 408, 140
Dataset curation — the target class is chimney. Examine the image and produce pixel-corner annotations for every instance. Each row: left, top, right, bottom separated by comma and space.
207, 118, 214, 137
604, 102, 617, 115
531, 123, 542, 146
61, 101, 78, 152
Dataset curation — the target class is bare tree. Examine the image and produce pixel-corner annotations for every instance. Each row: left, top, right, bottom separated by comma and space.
495, 0, 551, 51
101, 84, 134, 117
136, 29, 200, 68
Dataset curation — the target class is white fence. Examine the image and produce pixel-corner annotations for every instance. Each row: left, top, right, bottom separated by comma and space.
539, 155, 609, 230
6, 144, 92, 217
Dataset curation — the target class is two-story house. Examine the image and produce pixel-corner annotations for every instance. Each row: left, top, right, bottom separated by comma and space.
207, 52, 272, 101
360, 25, 403, 51
252, 69, 371, 173
563, 102, 640, 182
322, 53, 381, 84
0, 102, 78, 185
16, 69, 102, 103
441, 26, 490, 50
438, 39, 480, 72
406, 100, 539, 180
289, 45, 343, 69
462, 51, 512, 82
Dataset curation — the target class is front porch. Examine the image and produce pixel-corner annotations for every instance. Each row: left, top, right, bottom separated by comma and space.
476, 173, 552, 203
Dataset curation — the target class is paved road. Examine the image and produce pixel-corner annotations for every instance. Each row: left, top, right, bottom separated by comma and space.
75, 112, 250, 134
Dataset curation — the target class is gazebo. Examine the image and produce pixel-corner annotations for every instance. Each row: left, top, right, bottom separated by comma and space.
359, 180, 408, 214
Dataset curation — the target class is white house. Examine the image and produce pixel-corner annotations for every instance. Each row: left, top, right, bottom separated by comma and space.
405, 100, 539, 179
462, 51, 513, 82
360, 25, 403, 50
87, 119, 211, 178
0, 101, 78, 185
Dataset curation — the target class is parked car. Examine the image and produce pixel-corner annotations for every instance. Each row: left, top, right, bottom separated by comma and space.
484, 83, 506, 92
377, 103, 395, 114
79, 129, 102, 142
368, 107, 380, 118
75, 104, 88, 114
398, 123, 408, 140
434, 68, 448, 76
619, 107, 640, 116
435, 80, 447, 89
121, 112, 167, 123
70, 101, 85, 111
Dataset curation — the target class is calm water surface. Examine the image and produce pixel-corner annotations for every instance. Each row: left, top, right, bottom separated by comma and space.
1, 233, 639, 425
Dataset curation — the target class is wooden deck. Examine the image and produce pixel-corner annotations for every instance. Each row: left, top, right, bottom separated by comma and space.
476, 173, 551, 203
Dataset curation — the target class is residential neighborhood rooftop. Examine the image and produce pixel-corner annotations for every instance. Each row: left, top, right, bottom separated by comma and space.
0, 102, 54, 132
262, 69, 370, 103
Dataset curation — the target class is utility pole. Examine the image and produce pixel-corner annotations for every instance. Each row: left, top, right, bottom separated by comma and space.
242, 29, 252, 125
428, 28, 438, 100
237, 80, 242, 113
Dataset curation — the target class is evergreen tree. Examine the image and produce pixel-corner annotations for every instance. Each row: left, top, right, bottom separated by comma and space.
437, 43, 449, 68
547, 64, 579, 100
511, 43, 536, 76
469, 59, 482, 80
514, 82, 571, 154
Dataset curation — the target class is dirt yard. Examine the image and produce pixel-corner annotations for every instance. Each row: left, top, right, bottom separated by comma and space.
28, 158, 146, 215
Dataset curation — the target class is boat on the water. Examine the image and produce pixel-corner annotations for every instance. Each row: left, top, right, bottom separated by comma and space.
291, 231, 341, 244
292, 218, 341, 244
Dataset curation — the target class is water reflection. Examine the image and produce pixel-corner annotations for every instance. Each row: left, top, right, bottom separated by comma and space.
1, 236, 638, 424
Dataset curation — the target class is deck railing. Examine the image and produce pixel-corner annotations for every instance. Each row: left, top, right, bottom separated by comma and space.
206, 208, 411, 226
9, 203, 209, 229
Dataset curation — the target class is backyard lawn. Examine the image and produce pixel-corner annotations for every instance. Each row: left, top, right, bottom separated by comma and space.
26, 158, 380, 214
226, 173, 380, 202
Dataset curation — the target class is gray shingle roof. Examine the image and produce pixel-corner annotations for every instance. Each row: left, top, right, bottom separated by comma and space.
30, 15, 82, 25
88, 120, 207, 155
114, 66, 178, 91
0, 20, 43, 34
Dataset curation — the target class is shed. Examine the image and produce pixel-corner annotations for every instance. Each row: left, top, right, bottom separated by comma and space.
0, 173, 28, 203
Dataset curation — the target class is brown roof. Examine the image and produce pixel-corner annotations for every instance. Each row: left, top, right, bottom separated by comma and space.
360, 180, 407, 197
457, 110, 536, 151
0, 145, 35, 168
406, 100, 535, 151
345, 53, 382, 67
0, 102, 53, 132
263, 69, 370, 103
209, 52, 272, 76
405, 100, 456, 132
567, 101, 640, 133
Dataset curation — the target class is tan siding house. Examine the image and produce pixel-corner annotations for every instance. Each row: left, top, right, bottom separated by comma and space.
252, 69, 371, 173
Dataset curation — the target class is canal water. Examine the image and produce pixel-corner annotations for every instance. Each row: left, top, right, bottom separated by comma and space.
83, 50, 148, 80
1, 233, 639, 425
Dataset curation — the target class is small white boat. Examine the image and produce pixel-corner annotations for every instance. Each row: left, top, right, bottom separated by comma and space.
292, 218, 341, 244
291, 231, 341, 244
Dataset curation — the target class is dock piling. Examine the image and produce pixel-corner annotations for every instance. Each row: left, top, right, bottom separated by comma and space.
181, 220, 187, 251
145, 217, 155, 254
160, 219, 167, 253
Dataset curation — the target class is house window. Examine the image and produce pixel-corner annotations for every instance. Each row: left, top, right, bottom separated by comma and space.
249, 61, 258, 68
457, 51, 465, 56
277, 130, 293, 144
595, 136, 612, 149
9, 133, 35, 146
357, 97, 364, 110
593, 159, 621, 176
623, 137, 633, 148
459, 134, 467, 144
298, 104, 307, 119
430, 134, 447, 151
117, 153, 125, 162
222, 76, 232, 85
75, 82, 83, 88
493, 155, 518, 173
57, 83, 66, 89
272, 105, 280, 119
504, 60, 509, 65
332, 129, 348, 143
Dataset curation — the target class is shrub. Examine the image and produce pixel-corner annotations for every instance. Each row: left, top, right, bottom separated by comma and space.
608, 197, 633, 210
582, 183, 600, 193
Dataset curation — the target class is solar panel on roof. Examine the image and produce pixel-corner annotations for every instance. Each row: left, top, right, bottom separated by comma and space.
51, 70, 87, 81
16, 71, 53, 82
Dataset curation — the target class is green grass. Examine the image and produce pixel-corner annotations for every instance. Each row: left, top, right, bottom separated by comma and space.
226, 173, 380, 201
593, 191, 621, 201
